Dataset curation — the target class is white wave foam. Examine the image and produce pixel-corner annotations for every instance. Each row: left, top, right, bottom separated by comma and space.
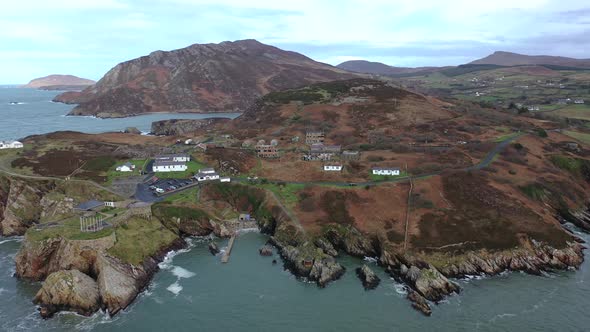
393, 283, 408, 295
167, 282, 183, 295
0, 236, 24, 245
363, 256, 378, 263
171, 266, 196, 279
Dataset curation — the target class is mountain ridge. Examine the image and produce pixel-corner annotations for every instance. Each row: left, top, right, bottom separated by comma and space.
54, 39, 359, 118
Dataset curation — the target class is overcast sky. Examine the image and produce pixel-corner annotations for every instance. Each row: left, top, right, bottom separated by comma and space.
1, 0, 589, 83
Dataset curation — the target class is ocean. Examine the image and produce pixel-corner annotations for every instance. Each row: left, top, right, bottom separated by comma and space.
0, 87, 240, 141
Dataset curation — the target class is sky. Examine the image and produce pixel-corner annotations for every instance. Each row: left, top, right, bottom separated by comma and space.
1, 0, 589, 83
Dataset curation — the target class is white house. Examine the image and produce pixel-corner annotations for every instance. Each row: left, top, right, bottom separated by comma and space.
0, 140, 23, 149
574, 99, 585, 104
195, 172, 220, 182
199, 168, 216, 174
153, 161, 188, 172
323, 165, 343, 172
155, 154, 191, 162
116, 162, 135, 172
372, 167, 401, 176
220, 177, 231, 183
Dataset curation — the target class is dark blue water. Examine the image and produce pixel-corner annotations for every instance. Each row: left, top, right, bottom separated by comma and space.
0, 87, 240, 140
1, 227, 589, 332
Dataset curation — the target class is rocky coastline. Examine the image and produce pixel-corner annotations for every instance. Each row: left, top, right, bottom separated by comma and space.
15, 233, 186, 318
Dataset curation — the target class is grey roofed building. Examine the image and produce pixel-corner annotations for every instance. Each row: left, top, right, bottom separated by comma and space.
153, 160, 187, 167
74, 200, 104, 211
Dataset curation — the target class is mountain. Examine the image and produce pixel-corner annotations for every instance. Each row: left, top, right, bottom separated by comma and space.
337, 60, 443, 76
54, 39, 358, 118
469, 51, 590, 68
23, 75, 95, 91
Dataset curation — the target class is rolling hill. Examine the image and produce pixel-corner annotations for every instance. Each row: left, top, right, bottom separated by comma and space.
54, 39, 358, 118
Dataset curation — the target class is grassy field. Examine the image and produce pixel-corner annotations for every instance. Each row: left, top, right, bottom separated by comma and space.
107, 217, 178, 265
550, 104, 590, 121
154, 160, 209, 179
563, 130, 590, 145
26, 217, 114, 242
257, 182, 305, 208
163, 186, 200, 204
105, 159, 147, 184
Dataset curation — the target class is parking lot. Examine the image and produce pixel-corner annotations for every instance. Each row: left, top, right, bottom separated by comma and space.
134, 177, 199, 202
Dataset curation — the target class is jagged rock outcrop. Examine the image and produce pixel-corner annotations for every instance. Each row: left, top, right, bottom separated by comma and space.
15, 235, 116, 281
314, 238, 338, 257
151, 118, 230, 136
407, 290, 432, 316
0, 176, 55, 236
437, 241, 585, 277
259, 245, 273, 256
124, 127, 141, 134
356, 265, 380, 290
34, 270, 100, 318
54, 39, 357, 118
270, 238, 345, 288
95, 254, 146, 315
208, 242, 220, 255
15, 224, 185, 317
324, 226, 378, 257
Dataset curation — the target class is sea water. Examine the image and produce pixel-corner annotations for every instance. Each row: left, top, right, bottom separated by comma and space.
0, 87, 240, 140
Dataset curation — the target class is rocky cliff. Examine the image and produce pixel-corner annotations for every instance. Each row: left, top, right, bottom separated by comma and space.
0, 175, 119, 236
150, 118, 230, 136
15, 228, 185, 317
54, 39, 357, 118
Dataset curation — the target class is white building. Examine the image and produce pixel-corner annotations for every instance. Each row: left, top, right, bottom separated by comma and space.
195, 172, 220, 182
323, 165, 343, 172
199, 168, 216, 174
372, 167, 401, 176
574, 99, 585, 104
0, 141, 23, 149
153, 161, 188, 172
155, 154, 191, 162
116, 162, 135, 172
220, 177, 231, 183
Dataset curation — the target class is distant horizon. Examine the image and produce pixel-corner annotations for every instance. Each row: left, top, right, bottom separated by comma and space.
4, 42, 590, 85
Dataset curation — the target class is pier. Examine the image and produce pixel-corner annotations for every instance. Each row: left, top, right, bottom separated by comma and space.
221, 234, 237, 263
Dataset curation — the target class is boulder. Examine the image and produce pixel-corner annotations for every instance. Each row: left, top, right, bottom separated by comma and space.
309, 257, 346, 288
356, 265, 381, 290
407, 290, 432, 316
34, 270, 100, 318
259, 245, 273, 256
95, 254, 144, 315
124, 127, 141, 134
208, 242, 220, 255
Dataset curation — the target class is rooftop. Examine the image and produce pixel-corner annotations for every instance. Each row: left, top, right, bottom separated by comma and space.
74, 200, 104, 211
372, 167, 401, 171
155, 153, 190, 159
153, 160, 187, 167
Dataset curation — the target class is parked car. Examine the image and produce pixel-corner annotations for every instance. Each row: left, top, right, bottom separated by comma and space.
149, 185, 157, 190
155, 188, 165, 193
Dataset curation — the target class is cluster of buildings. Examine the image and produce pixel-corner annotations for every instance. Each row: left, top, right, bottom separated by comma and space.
556, 98, 585, 105
0, 140, 23, 149
152, 154, 191, 173
194, 167, 221, 182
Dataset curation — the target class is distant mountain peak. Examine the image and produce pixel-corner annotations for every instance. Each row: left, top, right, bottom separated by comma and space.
470, 51, 590, 67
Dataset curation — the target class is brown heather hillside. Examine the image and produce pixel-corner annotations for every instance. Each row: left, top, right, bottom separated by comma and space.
54, 39, 358, 118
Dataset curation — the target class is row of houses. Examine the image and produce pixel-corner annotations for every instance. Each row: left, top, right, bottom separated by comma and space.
0, 140, 23, 149
152, 154, 191, 172
556, 98, 585, 105
321, 164, 401, 176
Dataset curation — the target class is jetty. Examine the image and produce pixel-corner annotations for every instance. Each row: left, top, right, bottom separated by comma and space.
221, 234, 237, 263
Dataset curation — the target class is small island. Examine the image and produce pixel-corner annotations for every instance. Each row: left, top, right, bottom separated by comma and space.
23, 74, 95, 91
